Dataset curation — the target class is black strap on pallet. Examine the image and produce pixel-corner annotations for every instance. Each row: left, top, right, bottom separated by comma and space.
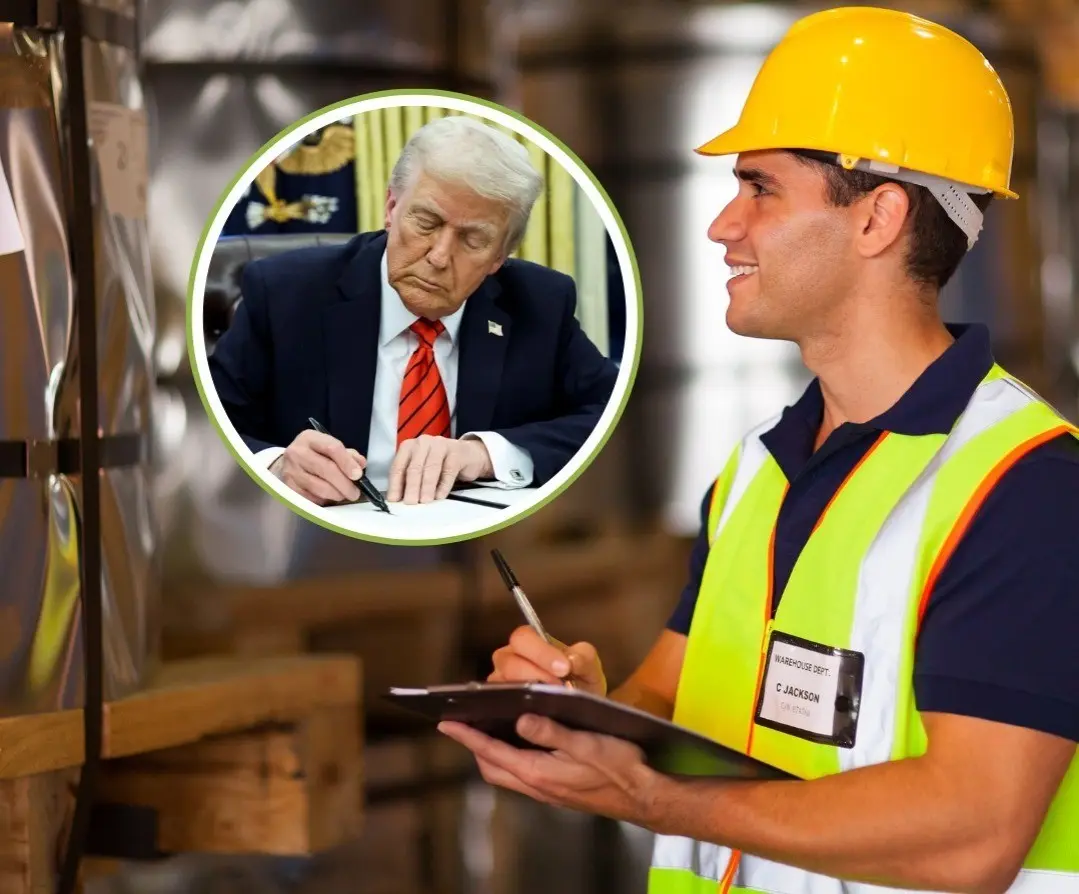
4, 3, 142, 890
0, 432, 147, 478
56, 0, 103, 891
0, 0, 136, 49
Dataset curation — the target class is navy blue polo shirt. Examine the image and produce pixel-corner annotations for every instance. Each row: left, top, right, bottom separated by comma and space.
668, 324, 1079, 743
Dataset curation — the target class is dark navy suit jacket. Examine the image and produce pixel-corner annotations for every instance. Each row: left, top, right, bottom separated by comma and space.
208, 231, 619, 487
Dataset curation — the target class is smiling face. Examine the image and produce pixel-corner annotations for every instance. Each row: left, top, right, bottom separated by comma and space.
384, 171, 511, 319
707, 150, 865, 342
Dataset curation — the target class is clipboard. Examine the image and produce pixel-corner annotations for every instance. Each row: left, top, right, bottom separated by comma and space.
383, 682, 796, 780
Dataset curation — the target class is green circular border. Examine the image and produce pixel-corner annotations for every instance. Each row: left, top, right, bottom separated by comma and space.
186, 88, 644, 547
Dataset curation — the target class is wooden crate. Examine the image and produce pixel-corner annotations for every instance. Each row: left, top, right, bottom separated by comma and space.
0, 655, 363, 894
153, 529, 690, 894
163, 566, 465, 729
162, 528, 690, 717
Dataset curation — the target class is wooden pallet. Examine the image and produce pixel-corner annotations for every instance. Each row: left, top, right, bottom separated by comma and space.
0, 654, 363, 894
156, 529, 690, 894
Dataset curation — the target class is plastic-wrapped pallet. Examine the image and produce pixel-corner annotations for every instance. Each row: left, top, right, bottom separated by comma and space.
0, 0, 159, 714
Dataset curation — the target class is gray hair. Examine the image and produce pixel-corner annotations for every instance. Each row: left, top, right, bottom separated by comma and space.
388, 114, 545, 254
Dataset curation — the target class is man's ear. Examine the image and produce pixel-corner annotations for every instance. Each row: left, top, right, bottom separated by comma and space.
384, 187, 398, 230
855, 182, 910, 260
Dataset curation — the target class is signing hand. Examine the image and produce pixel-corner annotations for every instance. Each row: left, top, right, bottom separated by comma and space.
270, 431, 366, 506
489, 626, 607, 697
439, 715, 660, 827
387, 435, 493, 504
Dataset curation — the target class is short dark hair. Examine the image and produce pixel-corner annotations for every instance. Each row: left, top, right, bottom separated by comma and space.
789, 150, 993, 290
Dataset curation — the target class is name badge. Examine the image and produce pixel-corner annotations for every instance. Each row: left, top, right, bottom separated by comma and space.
754, 631, 864, 748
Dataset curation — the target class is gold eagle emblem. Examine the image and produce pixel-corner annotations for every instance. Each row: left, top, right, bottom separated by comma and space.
244, 124, 353, 228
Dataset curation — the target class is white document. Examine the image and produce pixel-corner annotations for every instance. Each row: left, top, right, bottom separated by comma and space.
0, 156, 25, 256
312, 486, 540, 541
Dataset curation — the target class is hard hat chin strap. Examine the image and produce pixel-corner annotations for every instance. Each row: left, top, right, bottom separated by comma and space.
855, 158, 988, 251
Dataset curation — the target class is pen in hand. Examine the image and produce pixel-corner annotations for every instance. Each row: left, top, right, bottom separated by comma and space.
307, 416, 391, 513
490, 548, 576, 689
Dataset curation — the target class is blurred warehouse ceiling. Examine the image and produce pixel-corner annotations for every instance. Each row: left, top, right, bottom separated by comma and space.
493, 0, 1079, 530
140, 0, 1079, 584
144, 0, 497, 597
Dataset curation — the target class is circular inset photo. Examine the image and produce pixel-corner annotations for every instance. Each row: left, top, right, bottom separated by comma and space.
188, 90, 641, 545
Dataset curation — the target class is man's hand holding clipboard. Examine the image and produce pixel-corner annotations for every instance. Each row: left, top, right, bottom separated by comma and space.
431, 549, 652, 824
438, 622, 660, 825
424, 550, 791, 831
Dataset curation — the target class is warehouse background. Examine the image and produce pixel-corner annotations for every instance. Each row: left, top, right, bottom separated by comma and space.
147, 3, 1079, 889
2, 1, 1077, 892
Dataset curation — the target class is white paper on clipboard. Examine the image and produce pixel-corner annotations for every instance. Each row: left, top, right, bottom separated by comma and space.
0, 156, 26, 256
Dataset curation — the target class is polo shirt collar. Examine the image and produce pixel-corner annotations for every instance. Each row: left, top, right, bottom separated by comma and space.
762, 323, 995, 477
378, 249, 465, 347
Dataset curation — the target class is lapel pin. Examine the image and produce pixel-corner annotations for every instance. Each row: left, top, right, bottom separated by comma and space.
488, 320, 503, 336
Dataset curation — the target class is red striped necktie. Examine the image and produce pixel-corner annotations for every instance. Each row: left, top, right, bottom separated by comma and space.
397, 318, 452, 447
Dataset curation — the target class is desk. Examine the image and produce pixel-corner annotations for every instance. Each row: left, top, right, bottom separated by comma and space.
310, 486, 541, 542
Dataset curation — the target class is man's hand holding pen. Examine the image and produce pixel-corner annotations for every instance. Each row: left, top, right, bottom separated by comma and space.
273, 424, 497, 508
270, 430, 366, 505
440, 551, 660, 827
444, 624, 658, 828
488, 626, 608, 697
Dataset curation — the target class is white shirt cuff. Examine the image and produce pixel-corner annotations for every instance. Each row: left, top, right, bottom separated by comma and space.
460, 432, 533, 489
255, 445, 286, 470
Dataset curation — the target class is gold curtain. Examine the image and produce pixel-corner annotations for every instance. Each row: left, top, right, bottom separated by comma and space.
353, 107, 576, 276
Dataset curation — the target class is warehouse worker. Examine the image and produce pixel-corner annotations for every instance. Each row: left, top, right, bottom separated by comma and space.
440, 8, 1079, 893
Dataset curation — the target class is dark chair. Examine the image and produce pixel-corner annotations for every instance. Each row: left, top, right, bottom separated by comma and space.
203, 233, 355, 345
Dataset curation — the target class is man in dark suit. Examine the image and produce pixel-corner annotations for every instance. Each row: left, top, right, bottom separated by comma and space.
209, 114, 619, 506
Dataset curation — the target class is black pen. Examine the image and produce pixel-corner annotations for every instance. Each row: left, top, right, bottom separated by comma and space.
446, 491, 509, 509
490, 549, 575, 689
307, 416, 391, 513
491, 549, 551, 642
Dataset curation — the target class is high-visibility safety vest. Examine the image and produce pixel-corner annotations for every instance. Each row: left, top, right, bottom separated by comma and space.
649, 367, 1079, 894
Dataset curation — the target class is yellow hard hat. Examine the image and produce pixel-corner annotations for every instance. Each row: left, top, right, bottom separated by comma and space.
696, 7, 1017, 204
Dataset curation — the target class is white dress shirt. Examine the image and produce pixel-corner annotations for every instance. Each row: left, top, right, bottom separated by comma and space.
256, 250, 534, 492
